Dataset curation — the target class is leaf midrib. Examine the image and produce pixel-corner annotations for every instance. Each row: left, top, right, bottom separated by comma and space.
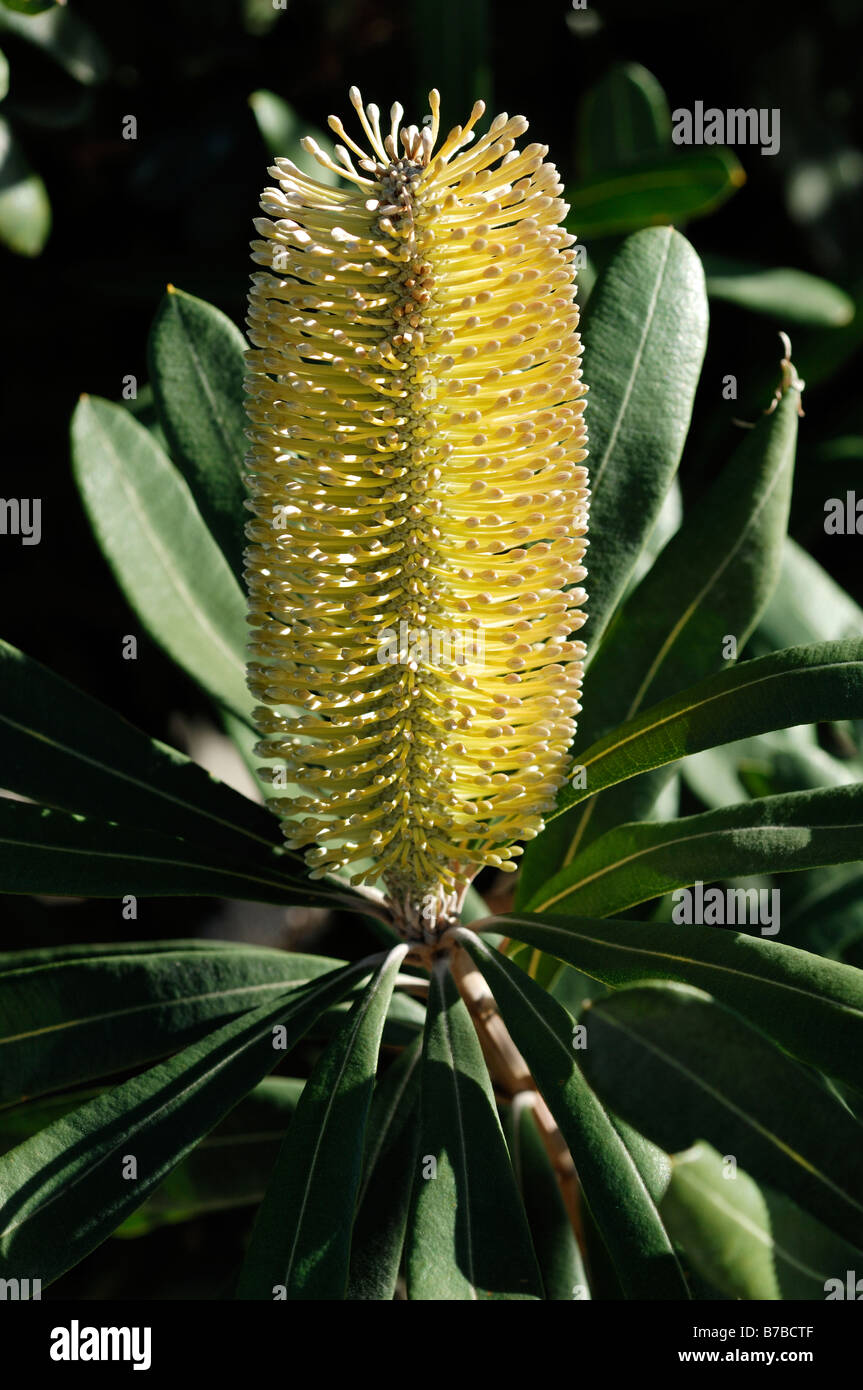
589, 226, 672, 498
493, 917, 863, 1024
0, 1002, 285, 1240
465, 933, 675, 1273
536, 818, 863, 914
0, 976, 317, 1047
0, 830, 333, 900
435, 965, 478, 1300
554, 656, 863, 820
589, 1007, 863, 1217
170, 293, 240, 474
86, 406, 245, 681
281, 949, 402, 1291
624, 430, 790, 721
671, 1163, 831, 1287
0, 709, 279, 853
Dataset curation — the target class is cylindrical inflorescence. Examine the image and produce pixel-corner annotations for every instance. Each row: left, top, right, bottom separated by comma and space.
244, 87, 588, 926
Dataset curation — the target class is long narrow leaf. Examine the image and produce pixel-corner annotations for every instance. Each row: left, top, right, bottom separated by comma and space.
117, 1077, 305, 1238
0, 798, 376, 915
406, 961, 542, 1300
577, 227, 707, 652
578, 983, 863, 1248
0, 943, 340, 1106
0, 1077, 306, 1238
506, 1094, 591, 1300
549, 640, 863, 824
530, 784, 863, 918
660, 1141, 863, 1300
0, 639, 283, 855
148, 286, 248, 580
566, 151, 743, 239
237, 944, 408, 1299
703, 257, 855, 328
578, 62, 670, 175
347, 1036, 422, 1300
487, 910, 863, 1093
456, 930, 689, 1299
71, 395, 251, 721
520, 384, 800, 899
0, 956, 380, 1286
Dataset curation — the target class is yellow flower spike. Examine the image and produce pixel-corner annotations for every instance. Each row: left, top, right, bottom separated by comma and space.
244, 88, 588, 937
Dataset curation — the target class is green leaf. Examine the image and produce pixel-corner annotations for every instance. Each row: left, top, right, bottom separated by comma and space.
406, 962, 542, 1300
71, 395, 251, 721
548, 640, 863, 824
579, 62, 671, 175
703, 255, 855, 327
488, 910, 863, 1095
506, 1096, 590, 1300
506, 939, 564, 992
0, 956, 378, 1286
457, 932, 688, 1299
347, 1037, 422, 1300
248, 90, 339, 185
529, 784, 863, 919
682, 723, 857, 814
148, 287, 248, 580
783, 867, 863, 960
508, 1104, 588, 1295
626, 476, 682, 592
0, 937, 241, 972
0, 797, 370, 913
793, 292, 863, 391
0, 1088, 103, 1150
237, 945, 407, 1299
116, 1077, 304, 1237
610, 1113, 672, 1205
588, 385, 797, 812
0, 941, 342, 1106
661, 1142, 780, 1298
0, 5, 109, 84
1, 2, 60, 14
577, 983, 863, 1248
317, 985, 425, 1049
460, 882, 491, 924
519, 383, 800, 901
660, 1141, 863, 1301
567, 149, 744, 240
0, 116, 50, 256
0, 638, 284, 856
813, 435, 863, 464
0, 48, 8, 101
755, 537, 863, 653
0, 1072, 307, 1219
578, 228, 708, 654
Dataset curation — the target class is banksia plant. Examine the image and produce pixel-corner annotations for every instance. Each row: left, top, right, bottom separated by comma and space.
11, 43, 863, 1308
244, 88, 589, 938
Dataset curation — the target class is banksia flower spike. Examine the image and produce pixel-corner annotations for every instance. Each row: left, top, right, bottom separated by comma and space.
244, 88, 588, 937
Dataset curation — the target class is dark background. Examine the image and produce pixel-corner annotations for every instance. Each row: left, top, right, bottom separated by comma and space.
0, 0, 861, 1295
